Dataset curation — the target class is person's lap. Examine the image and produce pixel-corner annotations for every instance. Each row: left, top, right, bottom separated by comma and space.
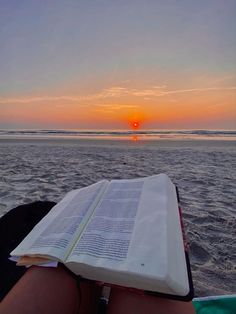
0, 266, 195, 314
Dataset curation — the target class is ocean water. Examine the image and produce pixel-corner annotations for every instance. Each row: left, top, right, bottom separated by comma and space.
0, 129, 236, 141
0, 131, 235, 296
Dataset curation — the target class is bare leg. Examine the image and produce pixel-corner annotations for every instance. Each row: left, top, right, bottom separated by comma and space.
0, 266, 79, 314
107, 287, 196, 314
1, 266, 195, 314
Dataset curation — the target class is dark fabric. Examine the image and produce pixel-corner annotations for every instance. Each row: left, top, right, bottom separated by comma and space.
0, 201, 56, 301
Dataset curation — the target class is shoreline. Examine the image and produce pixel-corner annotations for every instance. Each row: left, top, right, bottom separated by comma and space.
0, 129, 236, 142
1, 136, 236, 146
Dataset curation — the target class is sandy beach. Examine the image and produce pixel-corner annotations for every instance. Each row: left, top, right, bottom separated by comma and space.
0, 136, 235, 297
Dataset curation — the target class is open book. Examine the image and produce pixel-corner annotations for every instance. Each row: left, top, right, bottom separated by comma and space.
11, 174, 193, 300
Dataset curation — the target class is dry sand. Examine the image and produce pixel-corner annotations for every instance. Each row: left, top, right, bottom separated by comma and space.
0, 137, 235, 296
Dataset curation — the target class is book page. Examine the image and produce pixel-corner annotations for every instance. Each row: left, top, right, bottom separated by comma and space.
66, 174, 189, 295
67, 179, 144, 262
11, 180, 108, 261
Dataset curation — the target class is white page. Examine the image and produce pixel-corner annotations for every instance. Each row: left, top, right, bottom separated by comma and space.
68, 179, 144, 261
11, 180, 108, 261
66, 174, 189, 295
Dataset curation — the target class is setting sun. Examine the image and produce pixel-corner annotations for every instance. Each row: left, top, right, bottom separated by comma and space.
132, 121, 140, 129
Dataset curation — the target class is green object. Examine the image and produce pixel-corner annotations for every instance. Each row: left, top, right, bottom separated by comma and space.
193, 295, 236, 314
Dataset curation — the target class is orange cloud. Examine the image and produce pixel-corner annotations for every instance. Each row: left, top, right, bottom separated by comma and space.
1, 85, 235, 105
1, 81, 235, 129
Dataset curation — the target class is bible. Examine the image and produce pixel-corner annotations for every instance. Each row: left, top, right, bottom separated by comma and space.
11, 174, 193, 300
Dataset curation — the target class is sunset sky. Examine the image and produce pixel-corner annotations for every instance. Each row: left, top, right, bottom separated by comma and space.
0, 0, 236, 130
